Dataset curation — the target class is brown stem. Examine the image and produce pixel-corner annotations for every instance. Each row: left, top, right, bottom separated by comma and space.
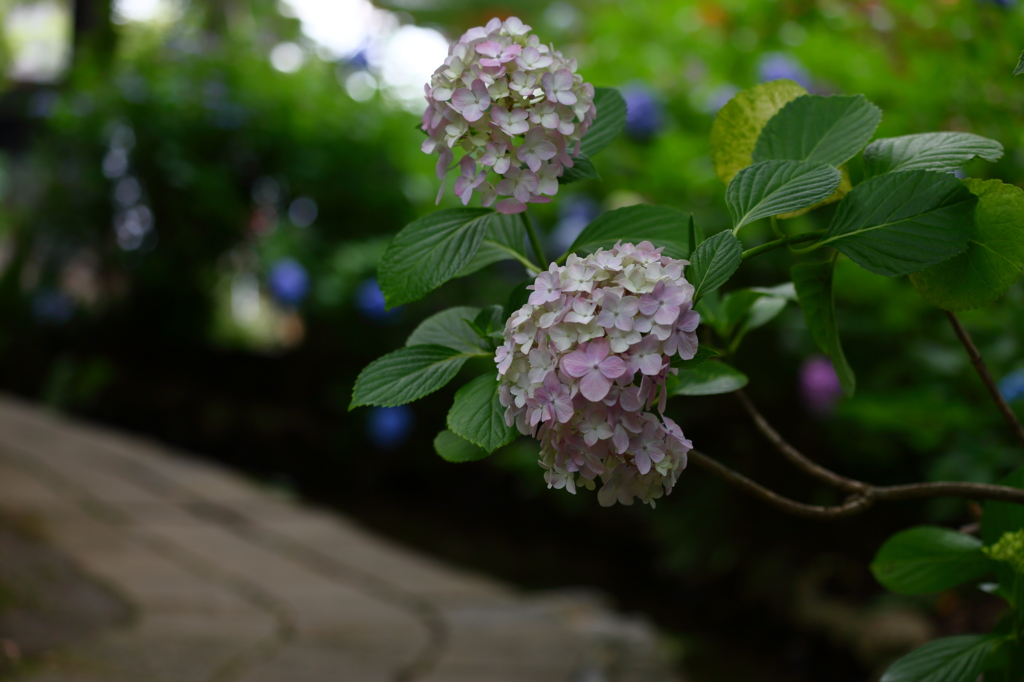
946, 311, 1024, 451
688, 449, 1024, 519
688, 450, 874, 520
736, 390, 867, 493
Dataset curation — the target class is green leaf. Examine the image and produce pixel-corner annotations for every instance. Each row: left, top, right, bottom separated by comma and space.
447, 374, 518, 453
726, 160, 842, 231
720, 290, 765, 337
753, 94, 882, 167
559, 153, 601, 184
792, 261, 855, 397
982, 466, 1024, 598
565, 205, 694, 260
378, 208, 497, 308
455, 213, 529, 277
351, 345, 478, 409
670, 346, 720, 369
870, 526, 994, 595
817, 170, 977, 277
863, 132, 1004, 178
710, 80, 808, 185
749, 282, 797, 301
688, 214, 704, 249
667, 361, 749, 396
434, 429, 490, 463
880, 635, 998, 682
580, 87, 627, 157
1016, 50, 1024, 76
910, 179, 1024, 311
502, 279, 532, 322
406, 306, 487, 353
688, 230, 743, 302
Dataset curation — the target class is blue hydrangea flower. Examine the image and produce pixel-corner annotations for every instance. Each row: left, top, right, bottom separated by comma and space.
267, 258, 310, 306
366, 406, 415, 450
757, 52, 811, 89
550, 194, 602, 255
999, 368, 1024, 403
31, 289, 74, 325
355, 277, 400, 322
621, 84, 665, 141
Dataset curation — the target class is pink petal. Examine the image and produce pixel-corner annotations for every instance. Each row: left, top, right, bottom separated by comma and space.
586, 338, 611, 363
475, 41, 502, 58
579, 370, 613, 402
560, 348, 593, 378
598, 355, 627, 379
639, 354, 663, 376
496, 198, 527, 214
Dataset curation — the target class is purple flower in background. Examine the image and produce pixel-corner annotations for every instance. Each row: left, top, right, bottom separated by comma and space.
31, 289, 74, 325
367, 406, 415, 450
999, 369, 1024, 403
355, 277, 400, 322
550, 194, 602, 254
704, 84, 740, 114
267, 258, 310, 306
800, 355, 843, 416
757, 52, 811, 89
621, 84, 665, 141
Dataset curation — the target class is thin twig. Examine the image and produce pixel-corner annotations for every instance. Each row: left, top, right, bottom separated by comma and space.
688, 449, 1024, 519
736, 390, 867, 493
688, 450, 874, 520
946, 311, 1024, 451
873, 482, 1024, 505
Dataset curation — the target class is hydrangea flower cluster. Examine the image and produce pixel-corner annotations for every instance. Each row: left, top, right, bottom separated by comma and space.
495, 241, 699, 507
421, 16, 596, 214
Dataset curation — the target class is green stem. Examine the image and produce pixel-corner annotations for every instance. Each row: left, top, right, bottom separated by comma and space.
521, 211, 547, 268
741, 231, 826, 261
770, 216, 786, 240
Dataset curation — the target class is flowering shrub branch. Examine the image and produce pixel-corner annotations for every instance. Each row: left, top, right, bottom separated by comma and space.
350, 20, 1024, 677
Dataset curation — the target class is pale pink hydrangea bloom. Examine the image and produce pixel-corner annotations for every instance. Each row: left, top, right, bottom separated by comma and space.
495, 242, 699, 507
422, 17, 596, 214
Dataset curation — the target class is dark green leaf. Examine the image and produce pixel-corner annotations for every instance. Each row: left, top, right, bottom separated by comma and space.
910, 179, 1024, 311
817, 170, 977, 277
670, 346, 720, 369
880, 635, 998, 682
406, 306, 487, 353
792, 262, 855, 396
667, 361, 749, 396
864, 132, 1004, 178
871, 526, 993, 595
434, 429, 491, 463
580, 87, 627, 157
502, 280, 532, 322
688, 230, 743, 302
982, 466, 1024, 598
455, 212, 529, 277
710, 80, 808, 185
472, 305, 504, 336
1016, 51, 1024, 76
378, 208, 495, 307
447, 373, 518, 453
688, 214, 704, 249
351, 345, 479, 409
565, 205, 693, 260
559, 153, 601, 184
726, 160, 842, 231
754, 94, 882, 168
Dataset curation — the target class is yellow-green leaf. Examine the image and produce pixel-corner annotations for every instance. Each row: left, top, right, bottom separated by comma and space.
910, 179, 1024, 311
709, 80, 807, 186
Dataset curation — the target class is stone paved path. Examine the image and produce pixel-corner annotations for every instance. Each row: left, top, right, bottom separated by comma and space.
0, 394, 678, 682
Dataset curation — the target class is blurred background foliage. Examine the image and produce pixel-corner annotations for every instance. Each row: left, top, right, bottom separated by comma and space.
1, 0, 1023, 678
